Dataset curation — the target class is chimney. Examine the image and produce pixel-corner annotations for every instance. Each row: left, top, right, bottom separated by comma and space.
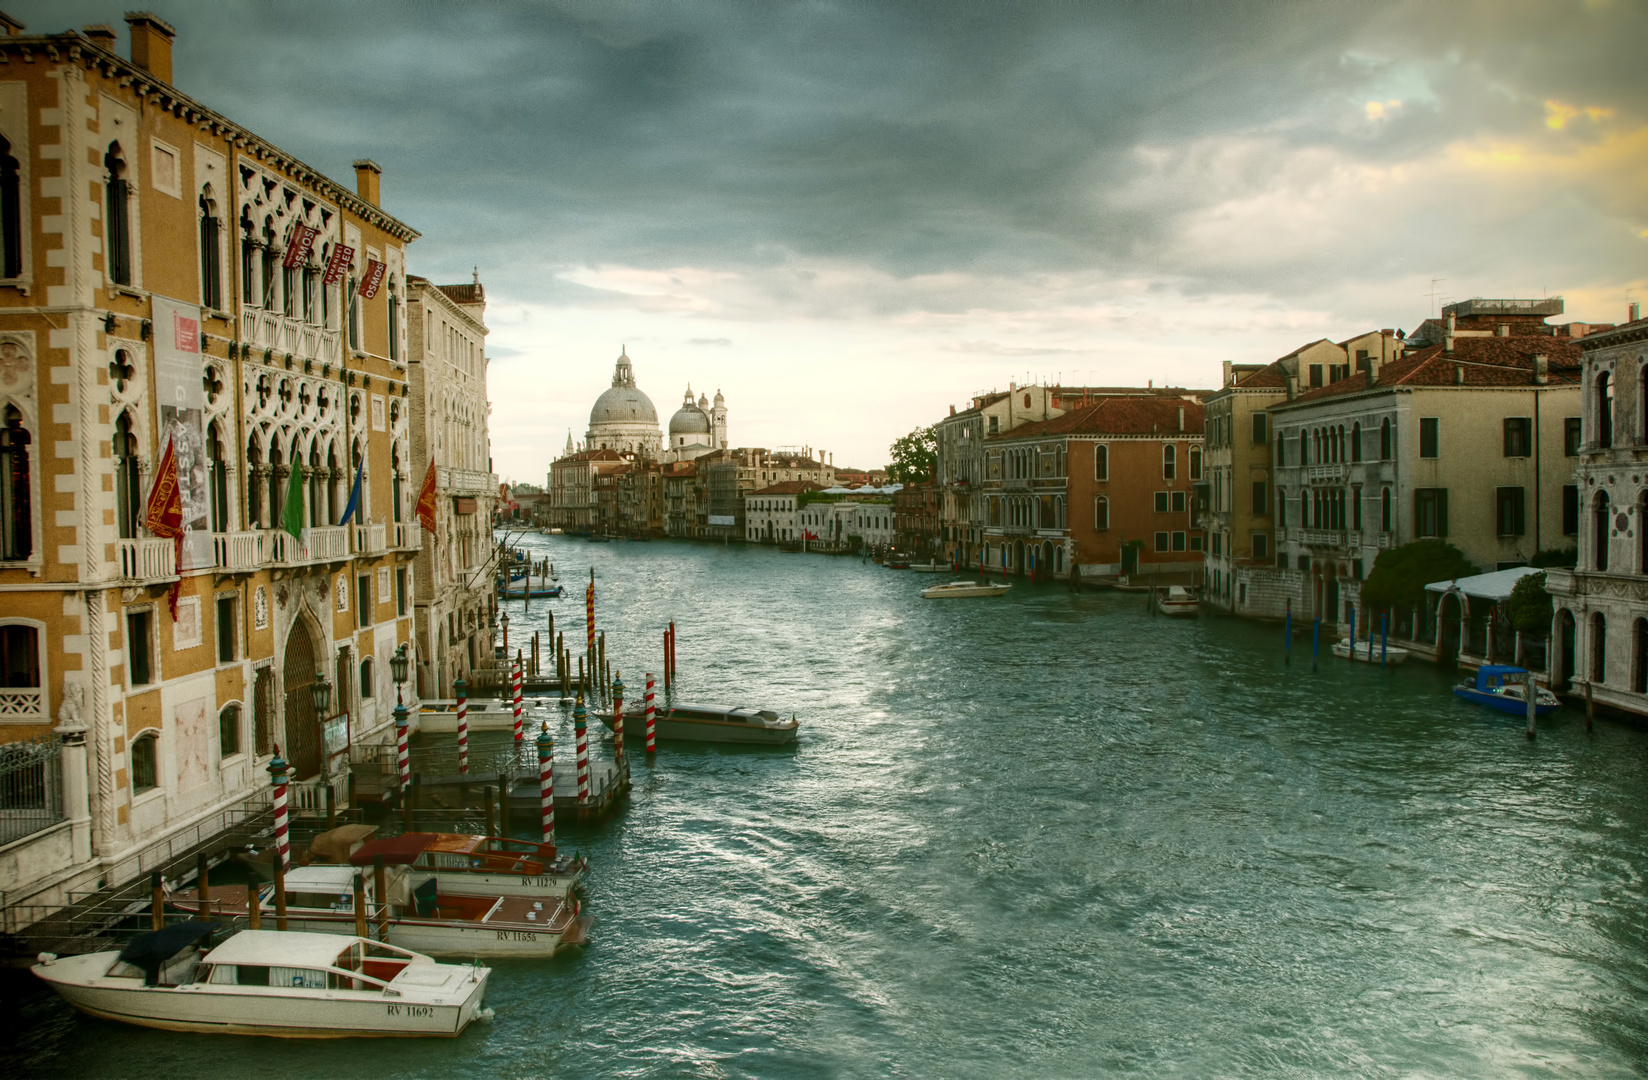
1286, 373, 1298, 401
1454, 365, 1464, 385
1176, 405, 1185, 432
1496, 324, 1510, 337
124, 12, 176, 84
1631, 302, 1642, 323
1222, 360, 1233, 387
0, 12, 24, 36
82, 24, 116, 49
949, 404, 956, 416
1534, 355, 1549, 385
1365, 367, 1377, 389
353, 159, 382, 205
1444, 310, 1456, 354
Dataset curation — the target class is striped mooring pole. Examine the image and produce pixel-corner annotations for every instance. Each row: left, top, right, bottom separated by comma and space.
537, 723, 556, 844
455, 676, 469, 774
394, 700, 411, 792
512, 651, 524, 743
574, 695, 590, 800
612, 671, 625, 763
644, 672, 656, 753
267, 749, 291, 873
586, 571, 596, 658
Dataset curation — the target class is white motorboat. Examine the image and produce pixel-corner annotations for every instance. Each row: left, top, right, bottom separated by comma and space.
607, 702, 800, 745
32, 925, 490, 1038
1332, 637, 1410, 665
921, 580, 1011, 599
348, 833, 586, 898
907, 561, 950, 573
1153, 586, 1200, 616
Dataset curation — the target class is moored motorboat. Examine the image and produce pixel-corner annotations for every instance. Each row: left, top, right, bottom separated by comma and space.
1332, 637, 1410, 665
1453, 664, 1561, 717
349, 833, 586, 897
1153, 585, 1200, 616
907, 561, 949, 573
921, 579, 1011, 599
497, 575, 564, 599
603, 702, 799, 745
32, 926, 491, 1038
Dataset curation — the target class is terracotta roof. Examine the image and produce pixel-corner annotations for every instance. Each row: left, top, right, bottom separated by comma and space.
992, 395, 1204, 440
554, 448, 627, 463
1579, 316, 1648, 349
436, 283, 484, 304
1286, 336, 1582, 405
751, 481, 823, 496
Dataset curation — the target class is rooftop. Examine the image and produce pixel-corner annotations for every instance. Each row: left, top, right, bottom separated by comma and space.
991, 395, 1205, 439
1284, 335, 1581, 406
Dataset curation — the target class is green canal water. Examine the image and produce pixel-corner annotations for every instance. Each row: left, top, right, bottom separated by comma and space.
6, 536, 1648, 1078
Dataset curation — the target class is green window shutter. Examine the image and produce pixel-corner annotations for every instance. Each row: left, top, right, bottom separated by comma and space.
1438, 488, 1449, 536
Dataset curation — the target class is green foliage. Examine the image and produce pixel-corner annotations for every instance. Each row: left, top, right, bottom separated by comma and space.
1529, 547, 1578, 568
1359, 539, 1477, 613
1506, 571, 1552, 635
887, 426, 937, 484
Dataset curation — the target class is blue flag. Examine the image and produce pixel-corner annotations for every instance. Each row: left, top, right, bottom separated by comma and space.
339, 458, 364, 526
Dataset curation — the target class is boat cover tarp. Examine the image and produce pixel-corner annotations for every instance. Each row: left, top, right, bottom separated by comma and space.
118, 920, 215, 985
1423, 566, 1543, 601
349, 834, 438, 867
307, 824, 377, 863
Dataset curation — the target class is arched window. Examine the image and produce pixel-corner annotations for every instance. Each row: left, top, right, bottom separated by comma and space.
260, 219, 279, 309
1299, 429, 1308, 464
1, 404, 31, 559
390, 440, 403, 524
245, 437, 263, 529
198, 188, 221, 310
0, 135, 20, 278
1592, 611, 1608, 683
1379, 417, 1392, 460
387, 279, 400, 361
1381, 487, 1391, 532
1189, 447, 1202, 481
1277, 487, 1286, 527
131, 731, 158, 793
1300, 490, 1309, 526
113, 411, 140, 539
104, 143, 131, 285
359, 656, 374, 702
1351, 422, 1362, 462
219, 703, 242, 758
207, 421, 229, 533
240, 209, 256, 305
1094, 444, 1108, 481
1635, 619, 1648, 694
1276, 433, 1285, 466
1595, 492, 1611, 572
1162, 444, 1176, 480
1312, 428, 1320, 463
1598, 370, 1614, 449
347, 272, 360, 350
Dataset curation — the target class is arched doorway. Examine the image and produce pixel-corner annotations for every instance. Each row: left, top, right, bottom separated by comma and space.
1042, 541, 1054, 581
1556, 608, 1576, 691
1591, 611, 1608, 684
1438, 592, 1463, 661
282, 616, 321, 779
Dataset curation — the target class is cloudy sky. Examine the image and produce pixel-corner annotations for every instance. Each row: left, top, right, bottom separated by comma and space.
17, 1, 1645, 480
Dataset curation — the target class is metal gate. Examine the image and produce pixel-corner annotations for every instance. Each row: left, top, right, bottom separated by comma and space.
282, 618, 320, 779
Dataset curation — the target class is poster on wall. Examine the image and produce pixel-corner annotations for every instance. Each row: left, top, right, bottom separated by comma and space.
151, 296, 212, 571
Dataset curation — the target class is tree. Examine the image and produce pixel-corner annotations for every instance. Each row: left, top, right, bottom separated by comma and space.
1359, 539, 1477, 614
887, 425, 937, 484
1506, 571, 1552, 635
1529, 547, 1578, 568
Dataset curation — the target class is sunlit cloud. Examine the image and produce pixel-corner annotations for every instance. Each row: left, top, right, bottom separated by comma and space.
1364, 99, 1403, 121
1545, 99, 1616, 129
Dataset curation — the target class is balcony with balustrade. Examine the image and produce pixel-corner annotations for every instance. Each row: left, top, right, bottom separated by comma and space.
265, 526, 350, 567
353, 523, 387, 556
393, 523, 423, 551
240, 309, 342, 367
212, 531, 263, 572
115, 538, 177, 583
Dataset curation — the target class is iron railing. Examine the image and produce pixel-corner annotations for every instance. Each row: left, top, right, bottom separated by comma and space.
0, 734, 63, 847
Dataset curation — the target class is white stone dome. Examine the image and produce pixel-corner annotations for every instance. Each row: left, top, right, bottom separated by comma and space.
669, 387, 712, 436
588, 350, 657, 427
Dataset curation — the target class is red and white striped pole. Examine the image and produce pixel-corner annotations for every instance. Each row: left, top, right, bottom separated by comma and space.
394, 701, 410, 791
512, 651, 524, 743
267, 749, 291, 872
644, 672, 656, 753
611, 672, 625, 763
455, 676, 469, 774
573, 695, 590, 800
536, 723, 555, 845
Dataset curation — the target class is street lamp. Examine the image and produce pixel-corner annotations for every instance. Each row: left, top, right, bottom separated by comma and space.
310, 669, 332, 717
500, 611, 510, 657
390, 643, 409, 703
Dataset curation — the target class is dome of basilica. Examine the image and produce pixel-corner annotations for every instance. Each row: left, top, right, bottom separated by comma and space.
588, 350, 658, 427
669, 387, 712, 436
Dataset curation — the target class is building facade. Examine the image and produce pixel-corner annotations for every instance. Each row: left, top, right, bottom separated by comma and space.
0, 15, 419, 923
745, 481, 823, 543
1545, 305, 1648, 713
407, 275, 495, 700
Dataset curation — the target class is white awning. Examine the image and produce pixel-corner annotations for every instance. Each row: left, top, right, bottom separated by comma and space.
1423, 565, 1543, 602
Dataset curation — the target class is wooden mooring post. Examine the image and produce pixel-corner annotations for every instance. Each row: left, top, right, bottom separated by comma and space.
374, 856, 390, 940
353, 874, 369, 938
196, 854, 211, 919
246, 873, 261, 930
273, 857, 288, 932
498, 771, 512, 836
1525, 670, 1538, 740
150, 871, 164, 930
1285, 599, 1292, 664
484, 785, 496, 836
1586, 680, 1595, 732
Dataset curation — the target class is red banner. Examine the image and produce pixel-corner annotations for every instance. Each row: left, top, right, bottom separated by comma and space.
322, 243, 354, 286
415, 460, 439, 533
282, 223, 318, 269
359, 259, 386, 299
142, 436, 185, 617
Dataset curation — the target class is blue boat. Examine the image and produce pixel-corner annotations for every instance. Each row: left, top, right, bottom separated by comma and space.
1452, 665, 1561, 717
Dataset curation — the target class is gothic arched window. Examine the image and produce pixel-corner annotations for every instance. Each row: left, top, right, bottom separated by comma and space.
0, 404, 30, 559
0, 135, 20, 279
104, 143, 131, 285
198, 188, 222, 310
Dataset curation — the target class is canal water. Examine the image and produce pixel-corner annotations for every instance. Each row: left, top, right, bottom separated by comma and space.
6, 535, 1648, 1078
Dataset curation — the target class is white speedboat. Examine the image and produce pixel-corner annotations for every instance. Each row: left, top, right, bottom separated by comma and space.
907, 561, 950, 573
921, 580, 1011, 599
607, 703, 800, 745
1332, 638, 1410, 665
1154, 586, 1199, 616
32, 926, 490, 1038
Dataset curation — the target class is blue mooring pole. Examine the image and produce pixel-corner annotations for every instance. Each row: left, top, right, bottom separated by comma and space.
1285, 599, 1292, 665
1312, 616, 1320, 672
1348, 605, 1357, 664
1380, 613, 1388, 668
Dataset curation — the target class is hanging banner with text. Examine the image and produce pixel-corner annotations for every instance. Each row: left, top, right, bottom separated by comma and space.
150, 295, 212, 572
358, 259, 386, 299
282, 223, 318, 269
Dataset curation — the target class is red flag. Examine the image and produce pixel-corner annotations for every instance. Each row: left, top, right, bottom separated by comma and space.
415, 460, 439, 532
322, 243, 354, 286
142, 436, 185, 618
282, 223, 318, 269
359, 259, 386, 299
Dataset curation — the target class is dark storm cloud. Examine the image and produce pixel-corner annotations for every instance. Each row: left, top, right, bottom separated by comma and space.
16, 0, 1645, 309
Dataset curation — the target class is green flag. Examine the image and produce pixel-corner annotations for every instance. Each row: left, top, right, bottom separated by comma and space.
281, 462, 305, 540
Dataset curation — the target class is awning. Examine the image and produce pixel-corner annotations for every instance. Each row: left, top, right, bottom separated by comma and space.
1423, 566, 1543, 602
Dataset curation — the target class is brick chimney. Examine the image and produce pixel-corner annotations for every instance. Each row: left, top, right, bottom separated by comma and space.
82, 24, 116, 49
124, 12, 176, 84
1534, 355, 1548, 385
1631, 302, 1642, 323
1444, 310, 1456, 354
353, 159, 382, 205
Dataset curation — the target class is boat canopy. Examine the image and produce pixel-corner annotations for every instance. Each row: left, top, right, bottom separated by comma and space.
1423, 566, 1543, 601
307, 824, 377, 863
117, 920, 215, 985
202, 929, 403, 969
350, 834, 440, 866
283, 865, 363, 893
1473, 664, 1530, 689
